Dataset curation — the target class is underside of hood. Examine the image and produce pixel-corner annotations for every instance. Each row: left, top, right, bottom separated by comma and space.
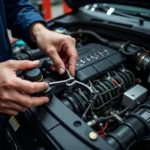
65, 0, 150, 9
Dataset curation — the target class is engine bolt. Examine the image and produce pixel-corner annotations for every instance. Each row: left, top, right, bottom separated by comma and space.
89, 132, 98, 141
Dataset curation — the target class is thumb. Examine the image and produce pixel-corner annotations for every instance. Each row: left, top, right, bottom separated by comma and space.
10, 60, 40, 71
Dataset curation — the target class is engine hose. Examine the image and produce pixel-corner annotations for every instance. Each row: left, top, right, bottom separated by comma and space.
108, 41, 142, 56
68, 30, 109, 45
69, 30, 142, 56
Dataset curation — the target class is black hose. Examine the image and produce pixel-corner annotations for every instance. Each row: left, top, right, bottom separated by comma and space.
68, 30, 109, 45
69, 30, 142, 56
105, 100, 150, 150
96, 116, 114, 124
108, 41, 142, 56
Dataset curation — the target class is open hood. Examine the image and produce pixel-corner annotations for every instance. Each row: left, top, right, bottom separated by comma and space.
65, 0, 150, 9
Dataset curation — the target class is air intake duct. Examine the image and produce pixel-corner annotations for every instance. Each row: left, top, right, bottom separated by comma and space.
105, 100, 150, 150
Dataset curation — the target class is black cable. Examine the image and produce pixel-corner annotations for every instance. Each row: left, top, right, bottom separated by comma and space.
96, 116, 114, 124
119, 107, 129, 116
69, 30, 142, 56
81, 103, 92, 121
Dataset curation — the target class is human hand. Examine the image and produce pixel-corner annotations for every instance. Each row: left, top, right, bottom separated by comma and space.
0, 60, 48, 116
30, 23, 78, 76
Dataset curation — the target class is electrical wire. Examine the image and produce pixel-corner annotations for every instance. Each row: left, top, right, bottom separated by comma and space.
119, 107, 129, 116
96, 116, 114, 124
97, 121, 109, 134
100, 133, 105, 138
81, 103, 92, 120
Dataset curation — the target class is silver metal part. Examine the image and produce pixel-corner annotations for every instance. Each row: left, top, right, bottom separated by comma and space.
122, 84, 147, 109
87, 120, 96, 127
48, 69, 94, 98
48, 69, 74, 87
89, 132, 98, 141
66, 80, 93, 96
110, 111, 123, 123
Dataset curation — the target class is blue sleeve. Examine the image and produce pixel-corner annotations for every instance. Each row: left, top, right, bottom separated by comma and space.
4, 0, 47, 48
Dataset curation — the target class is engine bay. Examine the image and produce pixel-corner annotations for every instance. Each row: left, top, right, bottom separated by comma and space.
7, 10, 150, 150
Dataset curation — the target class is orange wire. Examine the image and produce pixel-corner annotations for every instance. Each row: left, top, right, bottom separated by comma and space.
111, 79, 120, 91
112, 79, 119, 86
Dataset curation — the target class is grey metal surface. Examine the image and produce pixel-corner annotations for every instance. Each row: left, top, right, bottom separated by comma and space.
122, 84, 148, 109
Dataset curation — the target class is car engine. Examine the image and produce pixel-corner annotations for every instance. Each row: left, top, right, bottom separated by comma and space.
7, 12, 150, 150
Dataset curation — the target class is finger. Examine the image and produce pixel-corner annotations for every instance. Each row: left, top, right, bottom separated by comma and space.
0, 101, 27, 112
8, 60, 40, 71
62, 57, 69, 69
50, 64, 56, 71
68, 56, 76, 76
47, 49, 65, 74
64, 48, 78, 76
61, 41, 78, 76
68, 52, 78, 76
14, 78, 48, 94
12, 91, 49, 107
50, 58, 68, 72
72, 38, 76, 45
50, 58, 67, 71
0, 89, 49, 109
27, 96, 49, 107
0, 108, 19, 116
60, 52, 69, 65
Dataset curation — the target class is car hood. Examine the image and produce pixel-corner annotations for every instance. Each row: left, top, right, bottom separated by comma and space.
65, 0, 150, 9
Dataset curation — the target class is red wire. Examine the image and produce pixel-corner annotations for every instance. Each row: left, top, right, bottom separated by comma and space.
100, 133, 105, 138
97, 121, 108, 134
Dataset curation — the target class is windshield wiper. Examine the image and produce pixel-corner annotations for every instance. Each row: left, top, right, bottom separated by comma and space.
128, 12, 150, 20
95, 5, 145, 25
113, 10, 144, 25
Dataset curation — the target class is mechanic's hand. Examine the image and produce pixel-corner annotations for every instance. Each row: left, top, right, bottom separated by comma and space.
31, 23, 78, 76
0, 60, 49, 116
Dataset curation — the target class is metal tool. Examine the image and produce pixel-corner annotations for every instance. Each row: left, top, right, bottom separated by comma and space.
48, 69, 94, 98
48, 69, 74, 87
